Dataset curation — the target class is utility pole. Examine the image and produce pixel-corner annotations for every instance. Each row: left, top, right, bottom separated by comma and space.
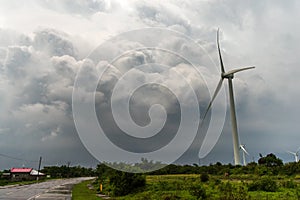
37, 156, 42, 182
67, 161, 71, 178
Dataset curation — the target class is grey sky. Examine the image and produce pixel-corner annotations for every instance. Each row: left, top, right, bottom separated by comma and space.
0, 0, 300, 169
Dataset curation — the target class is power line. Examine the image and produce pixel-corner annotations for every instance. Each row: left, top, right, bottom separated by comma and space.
0, 153, 38, 163
0, 153, 52, 165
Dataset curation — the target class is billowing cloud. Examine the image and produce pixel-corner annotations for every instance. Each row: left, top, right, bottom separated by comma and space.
0, 0, 299, 168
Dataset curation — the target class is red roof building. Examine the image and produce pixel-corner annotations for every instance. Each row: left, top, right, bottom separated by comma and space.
10, 168, 36, 181
10, 168, 33, 173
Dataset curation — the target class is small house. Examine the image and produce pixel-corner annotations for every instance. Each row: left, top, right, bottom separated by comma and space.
10, 168, 45, 181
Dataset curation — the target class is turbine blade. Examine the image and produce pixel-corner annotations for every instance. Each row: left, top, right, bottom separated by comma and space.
223, 66, 255, 77
201, 78, 223, 121
217, 28, 225, 73
296, 147, 300, 153
245, 150, 249, 156
240, 145, 249, 155
198, 77, 224, 159
287, 151, 296, 155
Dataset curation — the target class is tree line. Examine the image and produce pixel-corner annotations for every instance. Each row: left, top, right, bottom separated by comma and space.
41, 165, 94, 178
148, 153, 300, 176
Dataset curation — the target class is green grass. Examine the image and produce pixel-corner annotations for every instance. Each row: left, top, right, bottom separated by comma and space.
110, 174, 300, 200
72, 174, 300, 200
72, 180, 102, 200
112, 174, 202, 200
249, 189, 300, 200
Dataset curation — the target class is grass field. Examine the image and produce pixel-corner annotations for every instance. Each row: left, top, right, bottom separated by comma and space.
72, 180, 102, 200
73, 174, 300, 200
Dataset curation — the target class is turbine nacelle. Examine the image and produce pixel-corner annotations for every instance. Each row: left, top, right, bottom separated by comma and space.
222, 72, 234, 79
222, 66, 255, 79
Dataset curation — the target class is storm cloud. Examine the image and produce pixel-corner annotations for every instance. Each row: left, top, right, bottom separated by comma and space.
0, 0, 300, 169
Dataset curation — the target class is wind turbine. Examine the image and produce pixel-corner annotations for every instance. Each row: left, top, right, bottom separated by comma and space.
201, 29, 255, 165
240, 144, 249, 166
286, 147, 300, 162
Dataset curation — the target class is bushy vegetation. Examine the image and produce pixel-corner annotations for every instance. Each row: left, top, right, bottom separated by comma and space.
41, 165, 94, 178
109, 171, 146, 196
219, 182, 249, 200
282, 180, 297, 189
200, 172, 209, 182
189, 183, 207, 199
94, 163, 146, 197
3, 153, 300, 199
89, 154, 300, 199
248, 177, 278, 192
148, 154, 300, 177
73, 172, 300, 200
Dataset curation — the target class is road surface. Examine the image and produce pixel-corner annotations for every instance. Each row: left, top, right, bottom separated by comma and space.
0, 177, 94, 200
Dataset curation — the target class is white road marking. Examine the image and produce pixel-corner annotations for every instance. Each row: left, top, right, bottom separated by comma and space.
27, 194, 40, 200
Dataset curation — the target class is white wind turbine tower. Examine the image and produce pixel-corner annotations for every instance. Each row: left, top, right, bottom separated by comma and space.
200, 29, 255, 165
287, 147, 300, 162
240, 144, 249, 166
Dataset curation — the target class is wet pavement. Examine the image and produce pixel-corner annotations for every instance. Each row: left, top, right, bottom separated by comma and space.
0, 177, 94, 200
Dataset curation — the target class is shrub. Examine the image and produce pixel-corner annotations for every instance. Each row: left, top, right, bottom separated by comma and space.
163, 194, 181, 200
109, 171, 146, 196
200, 173, 209, 182
296, 188, 300, 200
219, 182, 249, 200
189, 183, 207, 200
248, 177, 278, 192
282, 180, 296, 189
213, 178, 221, 186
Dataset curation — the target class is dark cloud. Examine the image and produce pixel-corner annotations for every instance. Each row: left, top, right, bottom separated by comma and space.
0, 0, 299, 169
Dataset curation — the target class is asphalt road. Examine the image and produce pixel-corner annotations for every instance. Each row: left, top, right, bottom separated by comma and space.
0, 177, 94, 200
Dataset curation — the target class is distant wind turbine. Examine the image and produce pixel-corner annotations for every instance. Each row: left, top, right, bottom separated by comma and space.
286, 147, 300, 162
240, 144, 249, 166
199, 29, 255, 165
